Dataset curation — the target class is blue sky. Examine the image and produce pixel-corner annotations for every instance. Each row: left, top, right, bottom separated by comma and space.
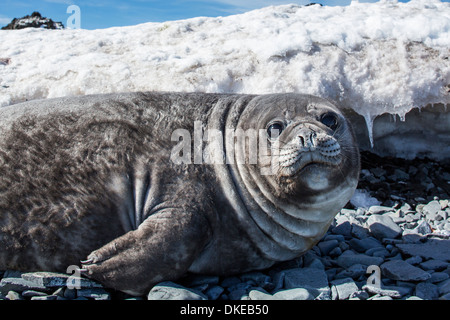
0, 0, 448, 30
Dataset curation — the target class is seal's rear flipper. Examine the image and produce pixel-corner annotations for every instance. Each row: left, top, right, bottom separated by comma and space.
81, 210, 211, 296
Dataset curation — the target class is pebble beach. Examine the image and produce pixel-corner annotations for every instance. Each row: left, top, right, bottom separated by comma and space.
1, 151, 449, 300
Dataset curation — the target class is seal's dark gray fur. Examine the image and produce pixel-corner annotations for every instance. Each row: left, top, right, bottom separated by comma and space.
0, 92, 359, 295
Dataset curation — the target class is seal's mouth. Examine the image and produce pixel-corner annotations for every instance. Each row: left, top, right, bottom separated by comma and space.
278, 154, 341, 177
275, 140, 342, 177
298, 161, 325, 173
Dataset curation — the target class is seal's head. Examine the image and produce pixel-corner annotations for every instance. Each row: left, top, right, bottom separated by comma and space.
264, 96, 359, 198
233, 94, 359, 199
224, 93, 360, 260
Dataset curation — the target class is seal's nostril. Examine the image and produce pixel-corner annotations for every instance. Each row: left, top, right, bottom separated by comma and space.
310, 134, 316, 147
298, 131, 317, 148
298, 135, 305, 146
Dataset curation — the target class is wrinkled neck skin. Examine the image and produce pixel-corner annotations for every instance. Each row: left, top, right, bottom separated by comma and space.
208, 95, 360, 262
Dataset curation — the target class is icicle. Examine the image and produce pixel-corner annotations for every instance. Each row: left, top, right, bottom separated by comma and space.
363, 113, 375, 148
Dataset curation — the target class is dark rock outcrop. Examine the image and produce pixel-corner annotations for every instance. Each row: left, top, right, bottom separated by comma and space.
1, 12, 64, 30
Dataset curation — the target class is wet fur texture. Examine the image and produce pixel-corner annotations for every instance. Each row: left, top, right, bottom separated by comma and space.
0, 92, 360, 295
0, 92, 217, 270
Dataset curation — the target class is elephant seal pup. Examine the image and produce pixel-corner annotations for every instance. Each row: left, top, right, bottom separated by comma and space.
0, 92, 360, 295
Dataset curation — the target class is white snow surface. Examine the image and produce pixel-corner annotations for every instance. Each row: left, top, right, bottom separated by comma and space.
0, 0, 449, 123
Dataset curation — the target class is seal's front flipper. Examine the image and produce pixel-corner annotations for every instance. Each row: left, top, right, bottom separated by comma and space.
81, 210, 211, 296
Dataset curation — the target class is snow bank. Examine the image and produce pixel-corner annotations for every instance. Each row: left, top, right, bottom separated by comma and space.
0, 0, 449, 157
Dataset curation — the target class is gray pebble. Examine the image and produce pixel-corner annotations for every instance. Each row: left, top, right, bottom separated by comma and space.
388, 252, 404, 261
367, 215, 402, 240
205, 285, 224, 300
405, 255, 423, 265
328, 247, 342, 257
348, 237, 383, 253
351, 223, 371, 239
52, 287, 65, 297
6, 291, 24, 300
331, 221, 352, 237
147, 282, 206, 300
370, 168, 386, 178
3, 270, 22, 278
413, 220, 433, 235
281, 267, 329, 297
368, 206, 394, 215
381, 260, 431, 281
323, 234, 345, 242
368, 294, 393, 300
220, 276, 241, 288
77, 288, 111, 300
63, 288, 77, 300
400, 203, 413, 213
273, 288, 315, 300
446, 266, 450, 276
270, 272, 285, 292
349, 290, 369, 300
438, 278, 450, 295
419, 259, 448, 271
423, 200, 442, 217
401, 233, 424, 243
0, 276, 51, 295
317, 240, 339, 256
428, 272, 449, 283
228, 289, 249, 300
22, 271, 102, 289
305, 257, 325, 270
414, 282, 439, 300
240, 271, 272, 290
444, 222, 450, 231
406, 296, 423, 300
31, 295, 58, 300
397, 240, 450, 262
22, 290, 49, 298
368, 248, 390, 258
362, 284, 409, 298
391, 216, 406, 224
330, 277, 359, 300
325, 268, 337, 281
336, 252, 384, 268
394, 169, 410, 181
250, 288, 315, 300
339, 241, 350, 251
405, 215, 417, 223
21, 272, 70, 288
227, 282, 252, 293
334, 263, 366, 280
439, 292, 450, 300
248, 289, 272, 300
125, 296, 145, 300
341, 208, 357, 216
438, 210, 448, 220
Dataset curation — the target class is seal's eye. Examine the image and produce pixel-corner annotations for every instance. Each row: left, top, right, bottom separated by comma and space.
267, 122, 284, 139
320, 113, 338, 131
